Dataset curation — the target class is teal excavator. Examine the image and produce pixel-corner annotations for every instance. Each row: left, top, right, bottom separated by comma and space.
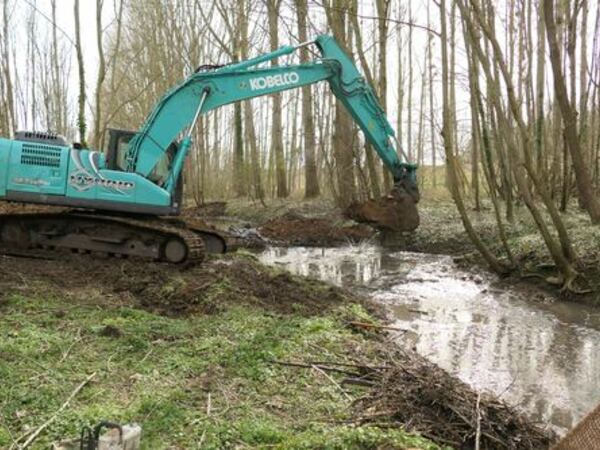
0, 35, 419, 263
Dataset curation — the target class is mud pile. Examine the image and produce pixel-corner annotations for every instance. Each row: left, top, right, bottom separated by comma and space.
259, 211, 375, 246
0, 252, 351, 317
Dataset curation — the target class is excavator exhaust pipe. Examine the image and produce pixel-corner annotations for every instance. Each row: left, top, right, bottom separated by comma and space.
346, 178, 420, 233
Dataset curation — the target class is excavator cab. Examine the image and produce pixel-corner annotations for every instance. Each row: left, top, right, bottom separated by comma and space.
105, 128, 136, 171
105, 128, 174, 187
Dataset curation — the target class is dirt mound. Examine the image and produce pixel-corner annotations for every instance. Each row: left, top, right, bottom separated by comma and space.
354, 348, 557, 449
0, 252, 351, 317
259, 211, 375, 246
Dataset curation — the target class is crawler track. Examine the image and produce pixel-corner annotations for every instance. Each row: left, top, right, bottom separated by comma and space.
0, 211, 226, 264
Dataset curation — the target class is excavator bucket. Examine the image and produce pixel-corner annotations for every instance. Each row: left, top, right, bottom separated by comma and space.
346, 178, 420, 232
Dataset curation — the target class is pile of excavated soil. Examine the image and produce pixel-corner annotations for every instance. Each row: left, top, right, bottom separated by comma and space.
259, 211, 376, 246
0, 252, 351, 317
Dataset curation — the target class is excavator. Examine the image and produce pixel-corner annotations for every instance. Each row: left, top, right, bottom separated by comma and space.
0, 35, 419, 264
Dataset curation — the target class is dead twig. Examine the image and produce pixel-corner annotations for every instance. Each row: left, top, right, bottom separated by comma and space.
269, 360, 361, 377
341, 377, 376, 388
311, 364, 352, 401
58, 328, 82, 364
348, 321, 408, 332
20, 372, 97, 449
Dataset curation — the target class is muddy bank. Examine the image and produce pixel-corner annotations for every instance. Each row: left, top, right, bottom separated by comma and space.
184, 201, 378, 247
0, 252, 349, 317
259, 211, 375, 246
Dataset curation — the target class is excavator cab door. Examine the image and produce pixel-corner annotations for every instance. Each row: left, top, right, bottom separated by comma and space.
105, 128, 136, 171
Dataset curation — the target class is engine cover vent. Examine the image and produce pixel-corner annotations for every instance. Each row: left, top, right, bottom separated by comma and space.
15, 130, 68, 146
21, 143, 62, 167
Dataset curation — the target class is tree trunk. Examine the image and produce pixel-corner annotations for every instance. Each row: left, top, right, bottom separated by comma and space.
535, 0, 546, 174
427, 1, 436, 188
544, 0, 600, 223
93, 0, 107, 150
325, 0, 356, 208
349, 0, 381, 199
74, 0, 87, 146
376, 0, 392, 192
296, 0, 320, 198
267, 0, 288, 198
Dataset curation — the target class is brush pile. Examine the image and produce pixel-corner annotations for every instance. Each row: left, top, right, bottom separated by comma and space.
352, 348, 557, 449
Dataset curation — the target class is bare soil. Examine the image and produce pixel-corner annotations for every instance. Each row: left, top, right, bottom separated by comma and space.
0, 251, 350, 317
183, 201, 378, 247
259, 211, 376, 246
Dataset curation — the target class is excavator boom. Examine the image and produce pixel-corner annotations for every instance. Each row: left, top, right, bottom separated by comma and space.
127, 35, 417, 194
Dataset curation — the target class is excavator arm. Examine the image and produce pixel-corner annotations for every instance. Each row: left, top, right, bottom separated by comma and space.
127, 35, 418, 202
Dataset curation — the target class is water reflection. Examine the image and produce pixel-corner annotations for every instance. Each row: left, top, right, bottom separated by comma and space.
260, 246, 600, 434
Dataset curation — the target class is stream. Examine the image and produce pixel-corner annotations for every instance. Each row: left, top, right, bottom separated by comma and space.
259, 244, 600, 435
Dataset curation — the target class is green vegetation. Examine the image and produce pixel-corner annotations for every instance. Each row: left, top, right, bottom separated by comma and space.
0, 268, 440, 449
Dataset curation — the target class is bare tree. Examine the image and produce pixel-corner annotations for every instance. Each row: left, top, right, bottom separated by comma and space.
266, 0, 288, 198
440, 0, 506, 274
325, 0, 356, 207
74, 0, 87, 146
1, 0, 15, 136
544, 0, 600, 223
93, 0, 107, 149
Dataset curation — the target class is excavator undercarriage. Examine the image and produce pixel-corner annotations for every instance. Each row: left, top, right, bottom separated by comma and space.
0, 210, 225, 263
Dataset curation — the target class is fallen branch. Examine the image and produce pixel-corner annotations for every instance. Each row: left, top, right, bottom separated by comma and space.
20, 372, 97, 449
341, 377, 376, 387
348, 321, 409, 332
311, 364, 352, 401
269, 360, 360, 377
308, 360, 392, 371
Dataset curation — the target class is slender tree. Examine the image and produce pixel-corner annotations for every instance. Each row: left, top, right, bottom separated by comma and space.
74, 0, 87, 146
296, 0, 320, 198
544, 0, 600, 223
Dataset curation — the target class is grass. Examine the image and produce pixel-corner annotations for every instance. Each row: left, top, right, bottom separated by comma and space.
0, 284, 441, 449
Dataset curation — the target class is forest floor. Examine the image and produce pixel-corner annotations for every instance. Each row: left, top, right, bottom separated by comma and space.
0, 199, 562, 448
197, 196, 600, 306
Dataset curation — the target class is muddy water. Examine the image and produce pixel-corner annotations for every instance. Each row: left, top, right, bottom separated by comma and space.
259, 245, 600, 434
